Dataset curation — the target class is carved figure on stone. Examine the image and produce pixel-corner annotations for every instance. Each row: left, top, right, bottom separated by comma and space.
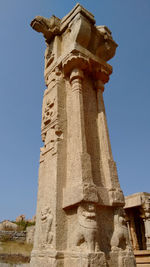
41, 124, 63, 157
40, 207, 53, 246
96, 26, 117, 61
48, 125, 63, 155
30, 15, 60, 43
42, 98, 56, 127
142, 196, 150, 217
111, 208, 132, 251
73, 202, 100, 252
41, 95, 63, 157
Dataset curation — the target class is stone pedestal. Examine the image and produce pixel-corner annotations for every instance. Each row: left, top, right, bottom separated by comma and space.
30, 4, 135, 266
110, 250, 136, 266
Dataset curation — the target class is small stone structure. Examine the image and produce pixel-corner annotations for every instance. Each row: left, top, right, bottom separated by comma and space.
125, 192, 150, 250
30, 4, 135, 267
125, 192, 150, 266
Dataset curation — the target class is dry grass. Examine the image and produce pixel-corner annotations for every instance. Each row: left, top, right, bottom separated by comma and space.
0, 241, 32, 256
0, 241, 32, 263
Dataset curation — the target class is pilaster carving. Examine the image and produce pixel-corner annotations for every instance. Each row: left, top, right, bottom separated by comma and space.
129, 216, 139, 250
95, 80, 124, 206
68, 67, 88, 157
40, 90, 63, 160
140, 196, 150, 250
70, 68, 84, 92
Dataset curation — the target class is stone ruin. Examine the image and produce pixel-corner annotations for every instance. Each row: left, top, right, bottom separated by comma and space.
125, 192, 150, 251
30, 4, 136, 267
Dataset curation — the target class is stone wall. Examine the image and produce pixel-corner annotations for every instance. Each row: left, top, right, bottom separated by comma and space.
0, 231, 26, 242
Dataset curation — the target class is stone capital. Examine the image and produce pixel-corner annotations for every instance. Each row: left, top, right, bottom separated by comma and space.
31, 3, 117, 87
70, 68, 84, 82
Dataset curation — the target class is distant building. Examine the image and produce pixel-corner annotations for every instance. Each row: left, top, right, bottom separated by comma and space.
125, 192, 150, 266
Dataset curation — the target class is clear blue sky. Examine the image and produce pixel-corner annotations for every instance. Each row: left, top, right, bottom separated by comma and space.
0, 0, 150, 222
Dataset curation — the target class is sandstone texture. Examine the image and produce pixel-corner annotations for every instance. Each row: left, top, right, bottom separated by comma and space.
16, 215, 26, 223
26, 226, 35, 244
30, 4, 136, 267
0, 221, 18, 232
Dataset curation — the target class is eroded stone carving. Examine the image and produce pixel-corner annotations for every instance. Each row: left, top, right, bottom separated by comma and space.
96, 26, 116, 61
73, 202, 100, 252
40, 207, 53, 247
140, 196, 150, 250
42, 97, 56, 127
30, 15, 60, 43
111, 208, 132, 252
40, 126, 63, 158
40, 94, 63, 159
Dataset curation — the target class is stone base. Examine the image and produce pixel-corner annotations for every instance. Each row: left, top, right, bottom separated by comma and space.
65, 251, 106, 267
30, 250, 106, 267
134, 250, 150, 267
109, 250, 136, 267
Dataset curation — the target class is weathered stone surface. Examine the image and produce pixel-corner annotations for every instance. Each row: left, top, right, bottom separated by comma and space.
26, 226, 35, 244
0, 221, 18, 231
30, 3, 135, 266
16, 215, 26, 223
31, 216, 36, 224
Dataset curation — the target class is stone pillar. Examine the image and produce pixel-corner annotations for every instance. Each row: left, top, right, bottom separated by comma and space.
30, 4, 136, 266
129, 215, 140, 250
140, 196, 150, 250
95, 80, 124, 205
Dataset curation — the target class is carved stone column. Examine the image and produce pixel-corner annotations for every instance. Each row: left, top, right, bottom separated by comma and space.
140, 196, 150, 250
130, 216, 140, 250
65, 68, 93, 189
30, 3, 136, 266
